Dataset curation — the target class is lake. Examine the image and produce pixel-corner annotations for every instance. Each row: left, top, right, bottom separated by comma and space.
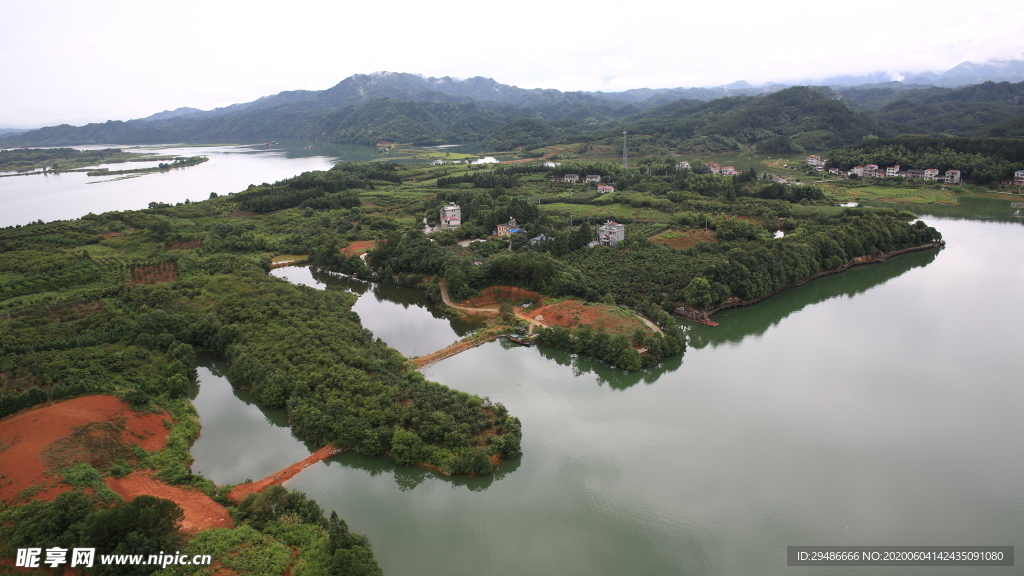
188, 197, 1024, 576
0, 141, 382, 228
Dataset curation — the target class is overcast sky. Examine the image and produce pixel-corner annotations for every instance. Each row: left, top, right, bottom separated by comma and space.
2, 0, 1022, 128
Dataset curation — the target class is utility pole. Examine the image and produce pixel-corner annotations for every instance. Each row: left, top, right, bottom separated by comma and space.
622, 131, 628, 171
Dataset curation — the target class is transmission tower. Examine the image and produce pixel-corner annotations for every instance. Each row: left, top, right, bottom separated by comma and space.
622, 131, 628, 171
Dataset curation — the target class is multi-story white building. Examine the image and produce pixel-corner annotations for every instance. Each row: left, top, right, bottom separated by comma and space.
886, 165, 901, 177
585, 174, 601, 183
924, 168, 940, 180
1014, 170, 1024, 184
678, 161, 691, 169
944, 170, 961, 184
440, 202, 461, 229
597, 220, 625, 247
563, 174, 580, 183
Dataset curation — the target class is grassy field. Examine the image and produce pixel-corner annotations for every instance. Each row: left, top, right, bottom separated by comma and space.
540, 202, 673, 223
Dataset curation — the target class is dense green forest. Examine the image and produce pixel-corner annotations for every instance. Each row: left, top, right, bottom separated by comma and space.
0, 487, 382, 576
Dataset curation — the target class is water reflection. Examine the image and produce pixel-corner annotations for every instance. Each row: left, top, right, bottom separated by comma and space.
864, 195, 1024, 224
533, 342, 685, 390
270, 265, 483, 357
320, 450, 521, 492
686, 247, 940, 350
189, 356, 317, 485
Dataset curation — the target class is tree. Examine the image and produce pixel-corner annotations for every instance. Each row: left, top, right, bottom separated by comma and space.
683, 276, 714, 309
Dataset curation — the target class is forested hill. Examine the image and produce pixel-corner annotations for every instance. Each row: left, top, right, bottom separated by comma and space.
4, 74, 1024, 149
867, 80, 1024, 136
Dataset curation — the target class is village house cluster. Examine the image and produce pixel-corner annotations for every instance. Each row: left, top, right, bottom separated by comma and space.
677, 161, 737, 175
432, 203, 627, 249
549, 173, 615, 193
807, 155, 966, 184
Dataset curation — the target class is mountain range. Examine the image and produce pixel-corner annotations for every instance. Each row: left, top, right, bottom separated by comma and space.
3, 62, 1024, 153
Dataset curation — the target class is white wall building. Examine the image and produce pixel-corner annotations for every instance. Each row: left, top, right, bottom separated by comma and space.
597, 220, 625, 247
440, 202, 461, 229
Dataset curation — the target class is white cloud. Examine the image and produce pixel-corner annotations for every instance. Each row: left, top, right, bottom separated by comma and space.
2, 0, 1023, 126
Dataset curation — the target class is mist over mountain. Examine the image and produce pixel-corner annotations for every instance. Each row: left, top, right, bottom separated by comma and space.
807, 58, 1024, 88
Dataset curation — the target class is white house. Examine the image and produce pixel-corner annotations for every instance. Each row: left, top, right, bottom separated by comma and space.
563, 174, 580, 184
440, 202, 461, 229
944, 170, 961, 184
1014, 170, 1024, 184
678, 161, 691, 169
597, 221, 625, 247
886, 165, 901, 178
721, 166, 737, 175
597, 185, 615, 194
585, 174, 601, 183
924, 168, 940, 180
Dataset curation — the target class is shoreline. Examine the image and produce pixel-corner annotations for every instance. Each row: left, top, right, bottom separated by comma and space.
676, 240, 944, 325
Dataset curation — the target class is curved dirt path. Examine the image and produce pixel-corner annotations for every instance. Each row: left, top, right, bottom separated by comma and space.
106, 472, 233, 533
638, 316, 665, 336
438, 281, 549, 330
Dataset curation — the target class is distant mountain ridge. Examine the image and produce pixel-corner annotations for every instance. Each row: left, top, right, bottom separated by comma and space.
810, 58, 1024, 88
3, 67, 1024, 151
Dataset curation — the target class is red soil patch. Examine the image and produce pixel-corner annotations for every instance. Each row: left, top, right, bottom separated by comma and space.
457, 286, 543, 309
169, 239, 203, 250
650, 228, 717, 250
0, 395, 171, 503
227, 445, 342, 503
101, 231, 124, 239
524, 300, 649, 336
106, 472, 233, 533
340, 240, 375, 256
228, 210, 259, 218
130, 262, 178, 285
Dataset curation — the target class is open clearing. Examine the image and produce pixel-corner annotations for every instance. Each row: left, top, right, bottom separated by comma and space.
341, 240, 376, 256
0, 395, 169, 503
0, 395, 233, 533
650, 228, 717, 249
456, 285, 544, 309
524, 301, 654, 337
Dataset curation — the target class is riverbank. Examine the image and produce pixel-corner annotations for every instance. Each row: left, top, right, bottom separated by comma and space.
676, 240, 945, 324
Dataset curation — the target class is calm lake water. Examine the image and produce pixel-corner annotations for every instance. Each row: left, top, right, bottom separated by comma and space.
187, 197, 1024, 576
0, 141, 382, 228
